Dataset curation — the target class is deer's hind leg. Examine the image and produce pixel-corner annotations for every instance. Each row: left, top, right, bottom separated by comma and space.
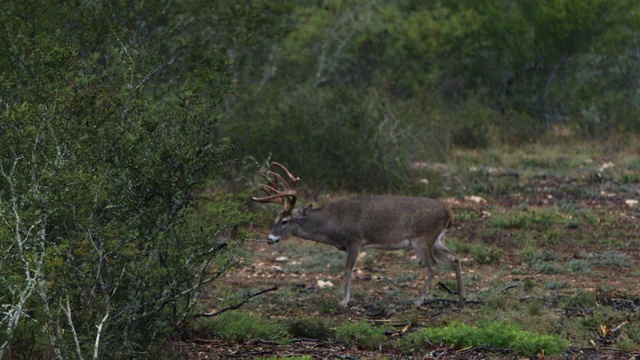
432, 230, 466, 304
411, 238, 438, 306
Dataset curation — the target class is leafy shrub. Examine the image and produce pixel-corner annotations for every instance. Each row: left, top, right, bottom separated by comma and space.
450, 99, 494, 149
0, 1, 266, 358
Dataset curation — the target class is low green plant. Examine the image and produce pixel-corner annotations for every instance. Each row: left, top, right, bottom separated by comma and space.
594, 250, 631, 266
456, 243, 503, 264
545, 281, 568, 290
335, 320, 386, 350
361, 251, 379, 269
201, 311, 287, 342
522, 278, 536, 292
314, 294, 345, 315
485, 294, 509, 311
565, 259, 593, 274
282, 242, 345, 275
621, 171, 640, 184
622, 322, 640, 350
533, 261, 564, 274
407, 321, 570, 357
564, 205, 600, 226
519, 246, 558, 266
615, 337, 639, 352
489, 208, 569, 230
287, 317, 335, 340
565, 291, 598, 308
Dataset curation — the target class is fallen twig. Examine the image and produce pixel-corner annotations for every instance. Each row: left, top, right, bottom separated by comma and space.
196, 285, 278, 317
245, 237, 273, 243
437, 281, 459, 295
422, 298, 459, 305
497, 283, 519, 294
420, 298, 484, 306
457, 346, 514, 355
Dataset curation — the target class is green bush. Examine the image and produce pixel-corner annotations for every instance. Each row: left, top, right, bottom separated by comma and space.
0, 1, 272, 358
450, 99, 494, 149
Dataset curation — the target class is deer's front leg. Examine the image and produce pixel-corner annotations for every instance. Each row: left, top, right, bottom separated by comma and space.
341, 243, 361, 307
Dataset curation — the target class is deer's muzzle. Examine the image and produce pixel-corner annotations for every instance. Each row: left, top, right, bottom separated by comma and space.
267, 234, 280, 245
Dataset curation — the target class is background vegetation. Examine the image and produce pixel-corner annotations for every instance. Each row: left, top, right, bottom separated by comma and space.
0, 0, 638, 358
230, 0, 640, 192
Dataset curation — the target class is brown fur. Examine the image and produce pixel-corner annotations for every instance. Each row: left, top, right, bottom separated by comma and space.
266, 196, 465, 307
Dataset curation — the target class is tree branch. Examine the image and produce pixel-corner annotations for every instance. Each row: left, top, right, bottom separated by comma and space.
196, 285, 279, 317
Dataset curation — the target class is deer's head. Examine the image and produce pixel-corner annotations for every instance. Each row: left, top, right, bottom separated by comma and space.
251, 162, 302, 244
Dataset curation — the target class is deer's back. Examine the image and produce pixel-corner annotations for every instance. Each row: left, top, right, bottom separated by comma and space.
323, 196, 451, 241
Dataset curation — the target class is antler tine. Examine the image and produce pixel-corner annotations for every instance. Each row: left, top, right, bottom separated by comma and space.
270, 162, 299, 189
251, 183, 285, 205
251, 162, 300, 214
270, 162, 298, 210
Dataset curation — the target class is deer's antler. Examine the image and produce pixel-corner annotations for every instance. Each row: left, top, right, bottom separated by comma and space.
251, 162, 299, 214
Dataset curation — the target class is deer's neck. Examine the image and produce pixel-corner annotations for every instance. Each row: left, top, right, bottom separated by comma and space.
292, 209, 350, 251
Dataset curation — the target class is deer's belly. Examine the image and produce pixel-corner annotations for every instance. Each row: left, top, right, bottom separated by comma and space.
363, 238, 412, 250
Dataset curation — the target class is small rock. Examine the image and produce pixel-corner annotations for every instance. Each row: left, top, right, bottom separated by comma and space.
317, 280, 334, 288
464, 195, 486, 204
598, 161, 614, 171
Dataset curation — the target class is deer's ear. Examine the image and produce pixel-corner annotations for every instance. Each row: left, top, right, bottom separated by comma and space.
301, 204, 313, 216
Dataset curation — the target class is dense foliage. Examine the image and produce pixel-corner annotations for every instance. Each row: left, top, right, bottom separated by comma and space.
0, 1, 283, 358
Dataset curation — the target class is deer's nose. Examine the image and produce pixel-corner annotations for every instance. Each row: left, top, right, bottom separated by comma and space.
268, 234, 280, 245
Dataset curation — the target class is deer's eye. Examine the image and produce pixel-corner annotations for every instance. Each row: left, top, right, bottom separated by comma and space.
281, 219, 289, 225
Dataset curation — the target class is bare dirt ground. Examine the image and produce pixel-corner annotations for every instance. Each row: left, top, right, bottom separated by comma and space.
178, 173, 640, 359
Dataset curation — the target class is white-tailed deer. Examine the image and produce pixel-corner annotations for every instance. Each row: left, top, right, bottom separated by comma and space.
251, 162, 466, 307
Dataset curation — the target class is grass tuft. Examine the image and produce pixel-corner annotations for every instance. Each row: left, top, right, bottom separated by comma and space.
287, 317, 335, 340
335, 320, 386, 350
199, 311, 287, 342
407, 321, 570, 357
489, 207, 572, 230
